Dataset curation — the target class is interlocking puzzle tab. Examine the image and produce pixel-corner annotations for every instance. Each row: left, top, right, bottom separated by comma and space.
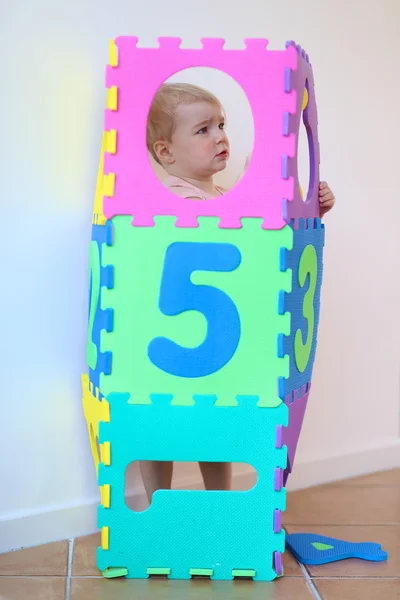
82, 36, 325, 582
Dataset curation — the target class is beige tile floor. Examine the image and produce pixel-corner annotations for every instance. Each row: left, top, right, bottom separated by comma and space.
0, 468, 399, 599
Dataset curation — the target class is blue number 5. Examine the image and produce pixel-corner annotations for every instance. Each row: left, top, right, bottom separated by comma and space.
148, 242, 241, 378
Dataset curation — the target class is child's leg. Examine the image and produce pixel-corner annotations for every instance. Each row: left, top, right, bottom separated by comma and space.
199, 462, 232, 490
139, 461, 173, 502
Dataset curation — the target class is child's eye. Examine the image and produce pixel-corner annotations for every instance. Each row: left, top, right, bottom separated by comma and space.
219, 122, 225, 130
197, 127, 208, 134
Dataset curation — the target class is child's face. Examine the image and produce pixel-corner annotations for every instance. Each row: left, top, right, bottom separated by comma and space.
167, 101, 230, 178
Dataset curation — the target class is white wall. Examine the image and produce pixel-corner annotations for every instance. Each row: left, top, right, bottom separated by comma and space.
1, 0, 399, 552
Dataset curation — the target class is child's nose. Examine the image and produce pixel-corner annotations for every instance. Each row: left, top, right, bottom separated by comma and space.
215, 129, 226, 143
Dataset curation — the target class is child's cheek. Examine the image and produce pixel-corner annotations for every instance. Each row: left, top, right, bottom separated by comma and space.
205, 139, 215, 153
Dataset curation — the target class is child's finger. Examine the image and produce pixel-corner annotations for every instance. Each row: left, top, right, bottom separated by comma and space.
320, 189, 334, 200
319, 186, 331, 197
320, 202, 334, 216
319, 181, 328, 190
320, 193, 334, 203
320, 197, 335, 210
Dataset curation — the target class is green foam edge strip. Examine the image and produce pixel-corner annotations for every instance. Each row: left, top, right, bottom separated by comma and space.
103, 567, 128, 579
189, 568, 214, 576
232, 569, 256, 577
147, 568, 171, 575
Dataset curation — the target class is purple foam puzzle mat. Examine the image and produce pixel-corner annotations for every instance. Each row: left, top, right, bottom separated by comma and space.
282, 383, 310, 484
282, 41, 320, 223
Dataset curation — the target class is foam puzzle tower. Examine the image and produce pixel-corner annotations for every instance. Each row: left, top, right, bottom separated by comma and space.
82, 36, 325, 582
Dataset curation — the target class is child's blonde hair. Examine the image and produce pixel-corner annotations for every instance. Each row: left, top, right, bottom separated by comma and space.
147, 82, 224, 164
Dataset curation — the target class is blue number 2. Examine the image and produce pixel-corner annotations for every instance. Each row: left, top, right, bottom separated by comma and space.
148, 242, 241, 378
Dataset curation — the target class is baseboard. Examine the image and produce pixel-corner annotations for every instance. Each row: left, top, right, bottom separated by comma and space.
0, 499, 100, 555
285, 438, 400, 491
1, 439, 399, 554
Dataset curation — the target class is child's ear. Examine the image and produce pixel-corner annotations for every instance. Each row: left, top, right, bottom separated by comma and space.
153, 140, 174, 165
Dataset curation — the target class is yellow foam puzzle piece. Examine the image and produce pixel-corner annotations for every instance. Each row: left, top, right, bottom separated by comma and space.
92, 134, 107, 225
81, 374, 110, 475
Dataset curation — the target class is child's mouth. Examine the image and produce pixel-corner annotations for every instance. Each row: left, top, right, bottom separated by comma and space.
216, 150, 228, 159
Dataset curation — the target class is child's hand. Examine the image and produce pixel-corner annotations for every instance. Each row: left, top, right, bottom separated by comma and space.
319, 181, 335, 217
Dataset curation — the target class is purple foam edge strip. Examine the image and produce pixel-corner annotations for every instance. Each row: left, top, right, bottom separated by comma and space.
275, 425, 283, 448
274, 468, 282, 491
284, 67, 291, 93
282, 156, 288, 179
282, 198, 289, 223
283, 111, 289, 136
273, 510, 281, 533
274, 551, 283, 576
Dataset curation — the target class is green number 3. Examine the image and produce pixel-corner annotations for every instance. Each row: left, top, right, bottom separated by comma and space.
87, 241, 100, 371
294, 244, 318, 373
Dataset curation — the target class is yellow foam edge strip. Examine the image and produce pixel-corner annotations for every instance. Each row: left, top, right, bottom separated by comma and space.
103, 173, 115, 197
109, 39, 118, 67
106, 86, 118, 111
105, 129, 117, 154
100, 398, 110, 423
101, 526, 109, 550
100, 484, 110, 508
100, 442, 111, 466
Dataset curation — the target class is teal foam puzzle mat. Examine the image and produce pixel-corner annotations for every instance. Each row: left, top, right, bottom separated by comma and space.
97, 393, 288, 580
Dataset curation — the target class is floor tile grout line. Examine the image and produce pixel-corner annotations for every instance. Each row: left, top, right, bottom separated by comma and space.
0, 576, 68, 579
0, 536, 80, 556
299, 563, 323, 600
65, 538, 74, 600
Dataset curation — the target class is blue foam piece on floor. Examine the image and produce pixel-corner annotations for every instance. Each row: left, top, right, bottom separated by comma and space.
286, 533, 388, 565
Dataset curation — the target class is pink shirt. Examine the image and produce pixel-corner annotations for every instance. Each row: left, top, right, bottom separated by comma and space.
163, 175, 226, 200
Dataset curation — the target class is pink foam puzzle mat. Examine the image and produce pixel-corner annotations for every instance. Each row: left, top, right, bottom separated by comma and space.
102, 37, 320, 229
